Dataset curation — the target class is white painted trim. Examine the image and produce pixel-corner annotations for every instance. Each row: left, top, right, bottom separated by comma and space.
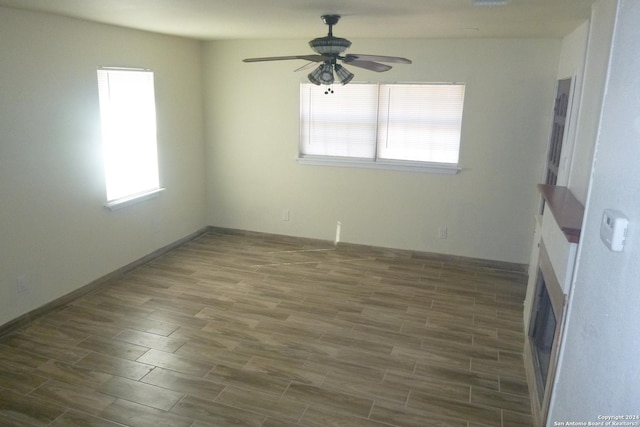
297, 156, 460, 174
104, 188, 165, 211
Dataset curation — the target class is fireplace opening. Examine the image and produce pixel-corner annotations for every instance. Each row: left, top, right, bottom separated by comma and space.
525, 242, 566, 424
529, 270, 557, 401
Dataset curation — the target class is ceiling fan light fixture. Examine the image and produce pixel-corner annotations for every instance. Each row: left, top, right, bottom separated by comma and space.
308, 63, 335, 85
334, 64, 354, 85
307, 65, 323, 85
319, 63, 335, 85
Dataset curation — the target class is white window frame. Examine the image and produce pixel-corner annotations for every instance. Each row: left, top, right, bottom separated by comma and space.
97, 67, 164, 210
298, 82, 465, 174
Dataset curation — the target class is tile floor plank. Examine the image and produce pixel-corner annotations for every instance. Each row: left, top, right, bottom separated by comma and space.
100, 398, 194, 427
96, 376, 184, 411
135, 348, 213, 376
29, 380, 116, 415
48, 409, 125, 427
0, 388, 66, 426
35, 359, 112, 389
114, 329, 187, 353
141, 367, 226, 400
170, 394, 266, 426
283, 382, 374, 418
75, 352, 154, 381
215, 385, 308, 422
0, 364, 49, 394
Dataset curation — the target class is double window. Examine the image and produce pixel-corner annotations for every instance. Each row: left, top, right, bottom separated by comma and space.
299, 82, 465, 173
97, 68, 162, 208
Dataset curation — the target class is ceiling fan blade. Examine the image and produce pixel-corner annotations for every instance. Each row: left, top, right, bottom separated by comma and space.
344, 54, 412, 64
343, 60, 392, 72
242, 16, 413, 83
243, 55, 327, 63
294, 62, 321, 72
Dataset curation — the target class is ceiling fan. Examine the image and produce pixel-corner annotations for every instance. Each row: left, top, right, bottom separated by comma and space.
242, 15, 412, 86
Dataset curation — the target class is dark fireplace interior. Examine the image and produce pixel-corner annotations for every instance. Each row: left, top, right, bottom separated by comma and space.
529, 270, 557, 402
525, 242, 565, 425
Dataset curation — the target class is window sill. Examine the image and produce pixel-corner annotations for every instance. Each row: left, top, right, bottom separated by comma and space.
104, 188, 165, 211
297, 156, 460, 174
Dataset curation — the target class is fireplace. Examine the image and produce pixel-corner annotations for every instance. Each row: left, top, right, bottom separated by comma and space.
524, 185, 582, 425
526, 241, 566, 425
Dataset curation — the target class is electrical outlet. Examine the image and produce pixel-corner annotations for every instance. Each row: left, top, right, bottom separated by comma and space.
438, 226, 448, 239
16, 275, 29, 294
282, 210, 290, 221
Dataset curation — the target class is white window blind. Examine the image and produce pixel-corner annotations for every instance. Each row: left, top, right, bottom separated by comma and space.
300, 83, 378, 159
97, 68, 160, 205
299, 82, 465, 170
378, 84, 464, 164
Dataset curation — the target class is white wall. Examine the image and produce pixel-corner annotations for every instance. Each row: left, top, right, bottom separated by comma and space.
557, 22, 590, 81
0, 8, 207, 327
567, 1, 617, 204
549, 0, 640, 420
203, 38, 560, 264
555, 22, 589, 187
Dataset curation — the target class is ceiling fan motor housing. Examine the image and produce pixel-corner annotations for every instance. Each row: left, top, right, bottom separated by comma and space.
309, 14, 351, 56
309, 36, 351, 55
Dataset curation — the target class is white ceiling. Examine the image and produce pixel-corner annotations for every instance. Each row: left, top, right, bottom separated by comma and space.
0, 0, 593, 40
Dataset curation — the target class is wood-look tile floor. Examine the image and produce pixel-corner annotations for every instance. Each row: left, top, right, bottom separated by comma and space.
0, 231, 533, 426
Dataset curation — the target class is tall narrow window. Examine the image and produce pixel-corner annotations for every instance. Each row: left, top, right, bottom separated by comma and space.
97, 68, 161, 207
